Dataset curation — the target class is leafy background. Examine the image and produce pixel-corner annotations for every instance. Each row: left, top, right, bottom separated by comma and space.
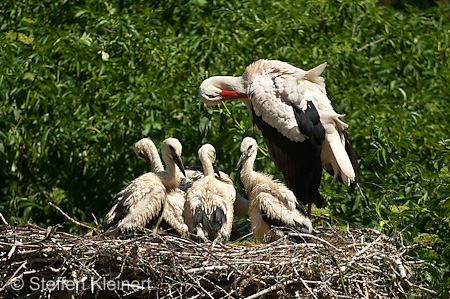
1, 0, 449, 295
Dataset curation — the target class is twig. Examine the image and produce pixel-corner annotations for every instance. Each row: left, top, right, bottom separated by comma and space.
91, 213, 100, 231
232, 232, 254, 243
331, 253, 348, 297
287, 232, 342, 252
402, 278, 438, 295
354, 235, 383, 258
394, 257, 407, 279
0, 260, 27, 292
48, 202, 102, 234
186, 265, 229, 275
105, 27, 117, 34
357, 183, 369, 208
88, 31, 110, 41
180, 264, 215, 299
294, 267, 318, 299
243, 279, 296, 299
7, 245, 16, 260
9, 144, 24, 224
0, 212, 8, 225
357, 37, 387, 52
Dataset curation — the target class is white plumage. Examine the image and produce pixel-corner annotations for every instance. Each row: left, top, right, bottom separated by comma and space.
198, 59, 359, 215
237, 137, 312, 243
159, 188, 188, 237
102, 138, 187, 237
184, 144, 236, 243
135, 138, 249, 218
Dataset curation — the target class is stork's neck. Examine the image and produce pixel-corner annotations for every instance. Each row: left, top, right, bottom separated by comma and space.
145, 144, 164, 173
201, 159, 215, 177
209, 76, 246, 94
214, 76, 253, 123
161, 159, 181, 191
239, 155, 256, 188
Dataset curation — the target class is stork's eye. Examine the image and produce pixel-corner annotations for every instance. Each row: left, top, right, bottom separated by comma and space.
169, 145, 175, 152
207, 94, 216, 99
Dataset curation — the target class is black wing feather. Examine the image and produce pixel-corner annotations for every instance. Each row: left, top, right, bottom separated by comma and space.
193, 206, 226, 240
144, 202, 164, 230
291, 101, 325, 157
252, 108, 324, 208
102, 192, 130, 231
260, 208, 286, 228
193, 206, 206, 230
103, 190, 164, 233
292, 104, 314, 137
260, 203, 310, 234
210, 207, 226, 233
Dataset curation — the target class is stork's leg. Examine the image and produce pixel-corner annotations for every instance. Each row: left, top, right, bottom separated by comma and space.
307, 202, 312, 218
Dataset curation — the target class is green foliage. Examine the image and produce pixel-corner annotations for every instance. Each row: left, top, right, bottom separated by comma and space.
1, 0, 449, 294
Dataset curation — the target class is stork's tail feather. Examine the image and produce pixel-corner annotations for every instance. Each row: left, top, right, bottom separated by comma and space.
323, 129, 356, 186
343, 130, 360, 188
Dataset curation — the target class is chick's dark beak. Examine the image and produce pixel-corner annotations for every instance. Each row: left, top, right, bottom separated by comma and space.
213, 162, 221, 178
173, 154, 186, 177
236, 152, 247, 170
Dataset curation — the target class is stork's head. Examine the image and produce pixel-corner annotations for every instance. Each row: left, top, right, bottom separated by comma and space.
236, 137, 258, 168
198, 143, 216, 164
198, 78, 223, 106
198, 143, 220, 177
198, 76, 247, 106
134, 138, 155, 163
161, 138, 186, 177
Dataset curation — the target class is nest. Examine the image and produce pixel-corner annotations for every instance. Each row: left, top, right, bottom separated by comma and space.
0, 218, 435, 298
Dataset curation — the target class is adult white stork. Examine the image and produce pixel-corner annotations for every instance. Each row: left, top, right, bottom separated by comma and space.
135, 138, 249, 217
237, 137, 312, 243
198, 59, 359, 216
102, 138, 187, 237
184, 144, 236, 243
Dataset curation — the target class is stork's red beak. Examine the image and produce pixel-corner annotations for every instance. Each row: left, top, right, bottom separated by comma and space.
220, 90, 247, 100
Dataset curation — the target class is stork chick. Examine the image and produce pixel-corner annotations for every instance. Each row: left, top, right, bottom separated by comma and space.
185, 144, 236, 243
135, 138, 249, 218
103, 138, 187, 237
237, 137, 312, 243
134, 137, 188, 236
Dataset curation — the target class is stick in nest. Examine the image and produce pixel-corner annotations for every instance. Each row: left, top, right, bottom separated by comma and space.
48, 202, 102, 234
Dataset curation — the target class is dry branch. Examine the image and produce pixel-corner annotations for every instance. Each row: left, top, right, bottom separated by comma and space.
357, 37, 387, 52
48, 202, 102, 235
